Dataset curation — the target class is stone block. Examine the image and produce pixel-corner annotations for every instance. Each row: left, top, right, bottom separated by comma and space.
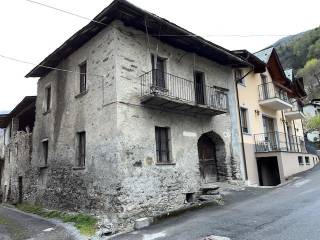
133, 217, 153, 230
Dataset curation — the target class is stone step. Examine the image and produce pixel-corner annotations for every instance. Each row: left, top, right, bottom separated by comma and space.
200, 184, 220, 195
198, 194, 222, 202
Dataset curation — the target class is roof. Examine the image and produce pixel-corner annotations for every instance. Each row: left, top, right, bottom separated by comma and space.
231, 49, 266, 73
285, 69, 293, 81
0, 96, 37, 128
26, 0, 250, 78
254, 47, 274, 64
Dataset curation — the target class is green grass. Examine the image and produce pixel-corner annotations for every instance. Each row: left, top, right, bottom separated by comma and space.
16, 204, 97, 236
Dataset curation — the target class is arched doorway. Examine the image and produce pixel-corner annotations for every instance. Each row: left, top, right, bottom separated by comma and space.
198, 131, 226, 183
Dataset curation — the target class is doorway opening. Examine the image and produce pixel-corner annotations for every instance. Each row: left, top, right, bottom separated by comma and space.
194, 71, 205, 105
198, 131, 226, 183
257, 157, 281, 186
18, 176, 23, 204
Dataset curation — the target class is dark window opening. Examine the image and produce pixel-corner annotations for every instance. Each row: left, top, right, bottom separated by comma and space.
45, 86, 51, 111
305, 156, 310, 165
151, 55, 166, 88
155, 127, 171, 163
79, 62, 87, 93
235, 69, 244, 84
77, 131, 86, 167
185, 193, 194, 203
194, 71, 205, 105
240, 108, 249, 133
298, 156, 303, 165
42, 140, 48, 166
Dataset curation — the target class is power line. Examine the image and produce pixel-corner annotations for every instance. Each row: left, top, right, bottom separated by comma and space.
0, 53, 106, 78
24, 0, 290, 38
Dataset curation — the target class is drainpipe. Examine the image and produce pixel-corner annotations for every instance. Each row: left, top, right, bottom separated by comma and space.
235, 70, 253, 181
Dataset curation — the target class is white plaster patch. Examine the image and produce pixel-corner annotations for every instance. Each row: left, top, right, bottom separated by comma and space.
42, 227, 55, 232
142, 231, 167, 240
183, 131, 197, 137
294, 179, 311, 187
223, 131, 231, 138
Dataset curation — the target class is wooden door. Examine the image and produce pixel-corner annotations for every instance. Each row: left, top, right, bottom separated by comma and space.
198, 135, 217, 183
194, 71, 205, 105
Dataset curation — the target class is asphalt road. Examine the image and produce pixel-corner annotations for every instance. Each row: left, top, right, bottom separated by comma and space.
113, 166, 320, 240
0, 206, 75, 240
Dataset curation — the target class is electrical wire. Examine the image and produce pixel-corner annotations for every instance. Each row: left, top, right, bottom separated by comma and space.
24, 0, 290, 38
0, 53, 106, 78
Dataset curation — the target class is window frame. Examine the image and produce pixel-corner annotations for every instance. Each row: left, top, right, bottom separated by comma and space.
305, 156, 310, 165
76, 131, 86, 168
42, 139, 49, 166
79, 61, 87, 94
155, 126, 171, 164
151, 54, 167, 89
44, 84, 52, 113
240, 107, 249, 134
298, 156, 304, 166
235, 69, 245, 85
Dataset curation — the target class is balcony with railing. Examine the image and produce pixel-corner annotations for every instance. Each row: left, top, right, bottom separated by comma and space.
284, 101, 305, 121
254, 131, 306, 153
140, 69, 229, 115
258, 82, 292, 110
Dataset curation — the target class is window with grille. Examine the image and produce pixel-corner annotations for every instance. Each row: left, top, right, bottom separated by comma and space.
77, 131, 86, 167
79, 62, 87, 93
44, 85, 51, 112
155, 127, 171, 163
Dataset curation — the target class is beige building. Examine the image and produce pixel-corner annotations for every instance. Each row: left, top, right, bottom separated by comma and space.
233, 48, 319, 186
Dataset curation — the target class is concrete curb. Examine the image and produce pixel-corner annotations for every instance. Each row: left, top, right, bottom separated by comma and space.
1, 205, 86, 240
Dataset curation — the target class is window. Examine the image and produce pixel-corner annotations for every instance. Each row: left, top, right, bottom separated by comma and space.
44, 85, 51, 112
151, 55, 166, 88
305, 156, 310, 165
42, 140, 48, 166
240, 108, 249, 133
235, 69, 244, 85
155, 127, 171, 163
298, 156, 303, 165
77, 131, 86, 167
79, 61, 87, 93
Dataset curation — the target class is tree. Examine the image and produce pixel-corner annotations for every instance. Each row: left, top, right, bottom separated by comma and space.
305, 115, 320, 133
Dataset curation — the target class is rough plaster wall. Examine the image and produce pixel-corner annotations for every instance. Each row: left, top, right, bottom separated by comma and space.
31, 23, 124, 222
112, 21, 243, 224
1, 131, 35, 203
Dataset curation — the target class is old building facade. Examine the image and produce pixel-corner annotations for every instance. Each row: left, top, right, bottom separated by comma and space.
0, 97, 37, 203
233, 48, 319, 186
25, 0, 249, 228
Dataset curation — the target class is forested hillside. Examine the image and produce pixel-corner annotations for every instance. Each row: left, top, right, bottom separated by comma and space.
273, 26, 320, 101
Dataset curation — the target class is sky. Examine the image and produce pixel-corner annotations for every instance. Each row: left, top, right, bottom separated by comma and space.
0, 0, 320, 111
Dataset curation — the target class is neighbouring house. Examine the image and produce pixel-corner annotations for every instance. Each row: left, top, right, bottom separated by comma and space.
25, 0, 250, 230
303, 99, 320, 142
232, 48, 319, 186
0, 96, 37, 203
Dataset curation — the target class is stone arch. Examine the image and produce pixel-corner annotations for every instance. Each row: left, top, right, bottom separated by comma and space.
197, 131, 227, 182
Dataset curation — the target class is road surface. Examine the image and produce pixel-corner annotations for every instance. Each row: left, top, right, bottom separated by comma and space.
113, 166, 320, 240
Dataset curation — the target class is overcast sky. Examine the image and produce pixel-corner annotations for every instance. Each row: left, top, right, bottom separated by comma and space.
0, 0, 319, 111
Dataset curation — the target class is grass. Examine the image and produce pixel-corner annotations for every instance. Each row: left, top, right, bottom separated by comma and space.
16, 203, 97, 236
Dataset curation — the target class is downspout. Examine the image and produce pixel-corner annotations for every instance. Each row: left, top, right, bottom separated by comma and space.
235, 69, 253, 181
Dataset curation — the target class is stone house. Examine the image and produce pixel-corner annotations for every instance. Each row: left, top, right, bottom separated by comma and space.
25, 0, 250, 229
0, 96, 36, 203
233, 48, 319, 186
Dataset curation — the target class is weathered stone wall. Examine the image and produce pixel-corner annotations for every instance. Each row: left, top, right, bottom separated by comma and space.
1, 131, 35, 203
112, 21, 243, 224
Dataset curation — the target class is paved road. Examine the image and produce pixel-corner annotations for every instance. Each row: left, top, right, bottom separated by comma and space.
114, 166, 320, 240
0, 206, 74, 240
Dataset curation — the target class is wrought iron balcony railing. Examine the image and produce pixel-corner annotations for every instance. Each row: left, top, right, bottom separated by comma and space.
254, 131, 306, 153
258, 82, 290, 103
140, 69, 228, 112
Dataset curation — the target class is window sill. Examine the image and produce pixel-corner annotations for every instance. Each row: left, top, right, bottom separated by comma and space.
243, 132, 251, 136
42, 109, 51, 115
39, 165, 48, 169
156, 162, 176, 166
239, 83, 246, 87
73, 167, 86, 170
75, 90, 89, 99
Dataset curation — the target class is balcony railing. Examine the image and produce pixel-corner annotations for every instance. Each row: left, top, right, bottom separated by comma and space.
258, 82, 290, 103
254, 131, 306, 153
140, 69, 228, 113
